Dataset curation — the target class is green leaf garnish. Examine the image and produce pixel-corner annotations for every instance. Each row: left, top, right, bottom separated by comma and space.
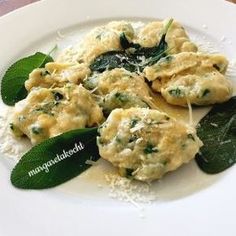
202, 89, 210, 97
196, 96, 236, 174
90, 50, 137, 72
143, 143, 158, 154
90, 19, 173, 73
133, 18, 173, 64
1, 52, 54, 106
11, 128, 99, 189
168, 88, 183, 97
120, 32, 132, 49
120, 32, 141, 50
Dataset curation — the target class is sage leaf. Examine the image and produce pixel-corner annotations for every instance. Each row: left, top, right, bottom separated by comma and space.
90, 19, 173, 73
120, 32, 132, 50
196, 96, 236, 174
1, 52, 53, 106
11, 128, 99, 189
90, 51, 137, 72
133, 18, 173, 67
120, 32, 141, 50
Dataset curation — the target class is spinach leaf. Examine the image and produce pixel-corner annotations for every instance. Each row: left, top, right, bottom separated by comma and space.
11, 128, 99, 189
1, 52, 54, 106
90, 19, 173, 73
196, 96, 236, 174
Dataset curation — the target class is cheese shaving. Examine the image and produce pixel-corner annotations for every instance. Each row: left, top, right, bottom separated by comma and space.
186, 97, 193, 126
85, 160, 98, 166
130, 123, 145, 133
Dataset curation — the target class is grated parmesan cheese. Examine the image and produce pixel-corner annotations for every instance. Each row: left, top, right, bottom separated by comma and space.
226, 60, 236, 78
130, 122, 145, 133
191, 34, 220, 54
210, 123, 218, 127
105, 173, 158, 208
85, 160, 98, 166
0, 105, 32, 161
220, 140, 232, 145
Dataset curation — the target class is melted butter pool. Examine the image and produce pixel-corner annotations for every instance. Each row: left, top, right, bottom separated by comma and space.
150, 92, 211, 126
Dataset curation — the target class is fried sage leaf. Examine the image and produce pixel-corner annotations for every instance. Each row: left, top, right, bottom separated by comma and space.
1, 52, 53, 106
196, 96, 236, 174
11, 128, 99, 189
120, 32, 141, 50
90, 51, 138, 72
90, 19, 173, 73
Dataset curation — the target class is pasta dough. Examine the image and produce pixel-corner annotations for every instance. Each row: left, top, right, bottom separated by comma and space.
97, 108, 202, 181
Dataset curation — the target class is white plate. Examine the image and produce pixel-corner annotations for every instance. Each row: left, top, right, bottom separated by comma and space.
0, 0, 236, 235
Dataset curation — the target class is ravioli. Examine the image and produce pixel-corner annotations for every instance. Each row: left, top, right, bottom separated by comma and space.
100, 90, 150, 115
56, 21, 135, 84
11, 84, 103, 144
25, 62, 90, 91
83, 68, 155, 111
144, 52, 232, 106
97, 108, 202, 181
84, 68, 149, 95
58, 21, 135, 65
137, 20, 197, 54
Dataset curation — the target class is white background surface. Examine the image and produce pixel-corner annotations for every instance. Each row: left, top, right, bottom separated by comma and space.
0, 0, 236, 235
